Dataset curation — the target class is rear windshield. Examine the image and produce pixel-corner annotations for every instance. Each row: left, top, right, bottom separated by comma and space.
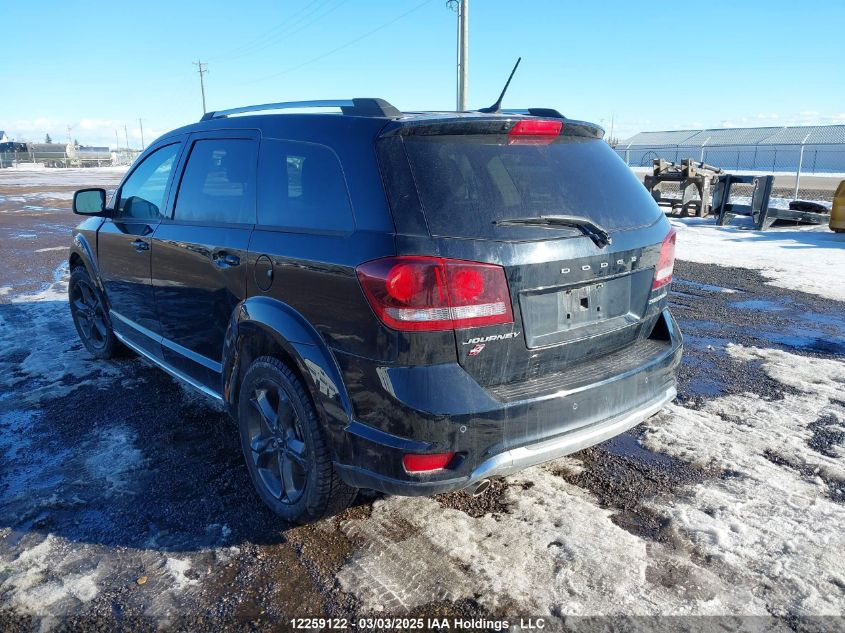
402, 134, 661, 240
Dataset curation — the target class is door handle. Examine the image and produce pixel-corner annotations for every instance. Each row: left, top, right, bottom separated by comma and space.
213, 252, 240, 268
131, 239, 150, 252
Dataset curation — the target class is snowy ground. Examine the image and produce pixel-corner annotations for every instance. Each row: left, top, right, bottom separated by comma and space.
0, 167, 844, 631
672, 216, 845, 302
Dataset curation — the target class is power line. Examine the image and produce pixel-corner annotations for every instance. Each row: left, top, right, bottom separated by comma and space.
237, 0, 435, 87
213, 0, 349, 63
222, 0, 351, 63
207, 0, 328, 61
193, 60, 209, 113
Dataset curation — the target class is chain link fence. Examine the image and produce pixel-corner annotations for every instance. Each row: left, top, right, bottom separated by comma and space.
617, 144, 845, 174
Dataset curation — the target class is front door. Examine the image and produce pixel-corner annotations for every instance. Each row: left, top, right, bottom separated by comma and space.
98, 141, 183, 354
151, 132, 258, 389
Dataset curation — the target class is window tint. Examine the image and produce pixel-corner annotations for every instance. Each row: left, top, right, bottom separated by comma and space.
258, 139, 353, 232
117, 143, 180, 220
401, 135, 662, 240
174, 139, 256, 224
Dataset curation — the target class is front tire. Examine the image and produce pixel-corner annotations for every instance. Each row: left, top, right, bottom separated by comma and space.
237, 356, 356, 523
68, 265, 118, 359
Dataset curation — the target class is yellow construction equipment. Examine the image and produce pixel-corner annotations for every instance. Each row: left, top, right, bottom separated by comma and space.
832, 180, 845, 233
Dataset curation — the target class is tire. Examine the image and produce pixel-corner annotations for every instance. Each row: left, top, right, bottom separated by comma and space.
237, 356, 357, 523
68, 265, 118, 359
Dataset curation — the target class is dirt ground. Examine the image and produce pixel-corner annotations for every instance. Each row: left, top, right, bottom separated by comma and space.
0, 168, 843, 632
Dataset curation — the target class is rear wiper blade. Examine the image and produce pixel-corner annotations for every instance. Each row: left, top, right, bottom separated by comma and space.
493, 215, 612, 248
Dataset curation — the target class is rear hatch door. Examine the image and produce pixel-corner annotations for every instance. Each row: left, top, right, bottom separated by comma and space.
385, 117, 670, 390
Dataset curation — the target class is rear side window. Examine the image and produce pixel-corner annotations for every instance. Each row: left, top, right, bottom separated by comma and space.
258, 139, 353, 232
400, 134, 661, 240
174, 139, 256, 224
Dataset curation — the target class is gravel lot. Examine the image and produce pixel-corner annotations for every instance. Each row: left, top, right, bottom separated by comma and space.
0, 168, 843, 632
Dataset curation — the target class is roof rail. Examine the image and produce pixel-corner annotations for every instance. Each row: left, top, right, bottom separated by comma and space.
201, 98, 400, 121
501, 108, 566, 119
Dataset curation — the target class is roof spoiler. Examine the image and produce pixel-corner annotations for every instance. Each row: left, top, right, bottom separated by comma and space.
501, 108, 565, 119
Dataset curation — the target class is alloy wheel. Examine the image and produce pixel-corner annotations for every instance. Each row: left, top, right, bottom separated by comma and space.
247, 383, 309, 504
71, 280, 109, 350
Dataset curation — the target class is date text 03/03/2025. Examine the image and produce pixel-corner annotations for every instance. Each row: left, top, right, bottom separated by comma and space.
289, 616, 548, 630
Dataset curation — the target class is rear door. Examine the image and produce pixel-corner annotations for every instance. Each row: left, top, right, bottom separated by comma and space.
385, 123, 670, 389
150, 130, 258, 389
98, 141, 183, 355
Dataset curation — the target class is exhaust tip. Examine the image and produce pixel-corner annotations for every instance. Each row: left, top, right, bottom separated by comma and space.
471, 479, 491, 496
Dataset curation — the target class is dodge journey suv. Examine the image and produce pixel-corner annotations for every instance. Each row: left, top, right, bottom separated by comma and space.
69, 98, 682, 523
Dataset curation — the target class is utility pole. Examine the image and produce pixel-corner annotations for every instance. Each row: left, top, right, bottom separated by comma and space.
124, 124, 130, 152
138, 118, 145, 150
448, 0, 468, 110
115, 129, 121, 166
458, 0, 468, 111
193, 60, 209, 114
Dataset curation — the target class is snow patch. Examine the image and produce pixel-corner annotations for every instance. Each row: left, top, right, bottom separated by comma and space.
165, 557, 199, 590
34, 246, 67, 253
0, 535, 102, 615
0, 166, 127, 188
83, 426, 144, 496
642, 345, 845, 616
338, 467, 764, 616
671, 217, 845, 301
0, 262, 121, 403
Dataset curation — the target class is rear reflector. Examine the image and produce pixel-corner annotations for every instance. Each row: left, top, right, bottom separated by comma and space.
357, 256, 514, 332
652, 227, 677, 290
508, 119, 562, 145
403, 452, 456, 473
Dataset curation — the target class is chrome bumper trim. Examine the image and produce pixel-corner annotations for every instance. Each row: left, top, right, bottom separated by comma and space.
470, 385, 676, 482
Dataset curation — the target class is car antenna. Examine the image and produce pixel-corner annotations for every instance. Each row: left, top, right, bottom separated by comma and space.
478, 57, 522, 114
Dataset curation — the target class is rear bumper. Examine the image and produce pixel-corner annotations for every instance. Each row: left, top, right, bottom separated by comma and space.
336, 383, 676, 495
471, 384, 675, 481
334, 308, 682, 496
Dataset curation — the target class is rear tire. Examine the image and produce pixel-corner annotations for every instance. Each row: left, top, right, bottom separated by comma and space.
237, 356, 357, 523
68, 265, 118, 359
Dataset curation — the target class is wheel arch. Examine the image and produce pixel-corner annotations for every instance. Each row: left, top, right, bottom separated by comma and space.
223, 296, 354, 463
69, 233, 105, 294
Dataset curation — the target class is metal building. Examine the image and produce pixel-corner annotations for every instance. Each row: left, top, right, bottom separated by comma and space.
617, 125, 845, 175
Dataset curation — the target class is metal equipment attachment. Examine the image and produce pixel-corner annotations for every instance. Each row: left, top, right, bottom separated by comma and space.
644, 158, 723, 217
712, 174, 831, 230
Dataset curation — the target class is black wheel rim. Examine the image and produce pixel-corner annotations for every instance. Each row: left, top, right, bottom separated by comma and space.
71, 280, 108, 350
247, 383, 308, 504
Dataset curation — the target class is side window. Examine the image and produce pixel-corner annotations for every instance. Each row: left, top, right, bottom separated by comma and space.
117, 143, 180, 220
258, 139, 354, 232
174, 139, 257, 224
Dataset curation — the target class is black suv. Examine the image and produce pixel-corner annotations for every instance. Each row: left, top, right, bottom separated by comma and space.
69, 98, 681, 523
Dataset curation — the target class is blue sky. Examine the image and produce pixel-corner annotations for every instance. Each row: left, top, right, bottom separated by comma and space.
2, 0, 843, 148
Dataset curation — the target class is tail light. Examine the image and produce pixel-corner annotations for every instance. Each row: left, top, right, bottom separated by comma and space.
356, 256, 514, 332
652, 228, 677, 290
403, 452, 455, 473
508, 119, 562, 145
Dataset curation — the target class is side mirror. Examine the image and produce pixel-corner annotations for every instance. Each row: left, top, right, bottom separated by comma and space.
73, 188, 108, 216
